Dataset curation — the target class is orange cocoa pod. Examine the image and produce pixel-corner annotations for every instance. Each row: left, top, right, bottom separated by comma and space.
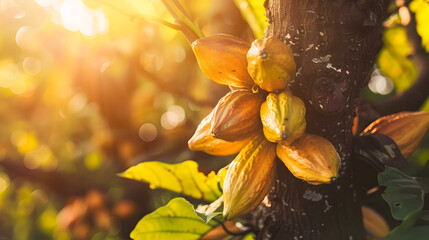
362, 206, 389, 239
188, 112, 249, 156
260, 90, 306, 144
247, 37, 296, 92
276, 134, 340, 185
362, 111, 429, 158
191, 34, 254, 88
211, 89, 265, 141
223, 134, 276, 220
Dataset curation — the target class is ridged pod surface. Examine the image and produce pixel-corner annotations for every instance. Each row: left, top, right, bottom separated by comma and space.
247, 37, 296, 92
223, 134, 276, 220
188, 112, 249, 156
276, 134, 340, 185
191, 34, 253, 88
260, 90, 306, 144
363, 111, 429, 157
211, 89, 265, 141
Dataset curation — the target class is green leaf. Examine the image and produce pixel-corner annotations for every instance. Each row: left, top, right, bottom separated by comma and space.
379, 226, 429, 240
390, 208, 422, 234
233, 0, 267, 38
119, 160, 222, 202
416, 177, 429, 193
130, 198, 217, 240
378, 167, 425, 234
378, 167, 424, 221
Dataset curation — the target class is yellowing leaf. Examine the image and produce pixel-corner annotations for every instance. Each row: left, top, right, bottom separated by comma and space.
131, 198, 217, 240
410, 0, 429, 52
233, 0, 267, 38
377, 27, 417, 91
119, 160, 222, 202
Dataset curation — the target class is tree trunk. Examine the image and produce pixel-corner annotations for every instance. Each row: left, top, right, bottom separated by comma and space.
256, 1, 391, 239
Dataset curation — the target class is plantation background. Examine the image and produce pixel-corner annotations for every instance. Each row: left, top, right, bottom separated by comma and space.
0, 0, 428, 239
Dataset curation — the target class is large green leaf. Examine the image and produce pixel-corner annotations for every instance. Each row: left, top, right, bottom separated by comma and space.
233, 0, 267, 38
377, 27, 417, 91
119, 160, 222, 202
378, 167, 425, 234
416, 177, 429, 193
410, 0, 429, 52
390, 207, 422, 234
378, 167, 424, 221
130, 198, 217, 240
379, 226, 429, 240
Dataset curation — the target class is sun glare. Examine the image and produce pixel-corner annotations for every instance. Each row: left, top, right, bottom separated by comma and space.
34, 0, 109, 37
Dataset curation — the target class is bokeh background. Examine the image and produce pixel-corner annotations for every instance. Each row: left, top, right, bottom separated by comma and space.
0, 0, 428, 239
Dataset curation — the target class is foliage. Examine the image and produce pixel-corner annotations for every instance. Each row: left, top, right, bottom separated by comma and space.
410, 0, 429, 52
0, 0, 428, 239
130, 198, 218, 240
119, 160, 223, 202
377, 27, 417, 92
233, 0, 267, 38
378, 167, 425, 234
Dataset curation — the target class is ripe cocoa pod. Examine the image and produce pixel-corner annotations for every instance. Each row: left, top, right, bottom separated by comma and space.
260, 90, 306, 144
362, 206, 389, 239
247, 36, 296, 92
191, 34, 253, 88
276, 134, 340, 185
188, 112, 249, 156
362, 111, 429, 158
223, 134, 276, 220
211, 89, 265, 141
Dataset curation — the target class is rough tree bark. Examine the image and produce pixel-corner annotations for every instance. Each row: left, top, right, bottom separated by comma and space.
255, 1, 391, 239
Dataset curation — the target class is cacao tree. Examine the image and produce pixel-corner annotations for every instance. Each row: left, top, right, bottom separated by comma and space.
1, 0, 429, 239
118, 0, 429, 240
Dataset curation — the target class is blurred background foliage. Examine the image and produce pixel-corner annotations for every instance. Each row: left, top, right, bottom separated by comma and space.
0, 0, 427, 239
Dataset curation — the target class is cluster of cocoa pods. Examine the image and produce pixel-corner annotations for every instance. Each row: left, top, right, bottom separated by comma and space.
187, 33, 429, 220
188, 34, 341, 220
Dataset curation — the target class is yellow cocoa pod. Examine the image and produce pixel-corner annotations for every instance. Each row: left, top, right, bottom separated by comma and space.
211, 89, 264, 141
188, 112, 250, 156
223, 134, 276, 220
362, 206, 389, 239
247, 36, 296, 92
260, 90, 306, 144
276, 134, 340, 185
362, 111, 429, 158
191, 34, 253, 88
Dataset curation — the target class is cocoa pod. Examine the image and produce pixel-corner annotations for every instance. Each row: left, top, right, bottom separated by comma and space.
191, 34, 253, 88
188, 112, 249, 156
362, 111, 429, 158
211, 89, 264, 141
247, 36, 296, 92
223, 134, 276, 220
260, 90, 306, 144
362, 206, 389, 239
276, 134, 340, 185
